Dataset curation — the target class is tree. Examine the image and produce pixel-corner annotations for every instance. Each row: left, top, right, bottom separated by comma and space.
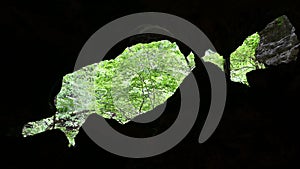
230, 32, 265, 86
22, 40, 196, 146
202, 32, 265, 86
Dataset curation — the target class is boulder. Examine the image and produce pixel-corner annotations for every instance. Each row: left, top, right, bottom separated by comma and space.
256, 15, 300, 66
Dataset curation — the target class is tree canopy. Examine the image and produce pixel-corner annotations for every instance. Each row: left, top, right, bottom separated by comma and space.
22, 40, 195, 146
230, 32, 265, 86
202, 32, 265, 86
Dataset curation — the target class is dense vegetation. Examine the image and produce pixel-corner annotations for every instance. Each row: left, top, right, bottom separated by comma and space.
230, 32, 265, 85
202, 32, 265, 86
22, 40, 195, 146
22, 33, 267, 146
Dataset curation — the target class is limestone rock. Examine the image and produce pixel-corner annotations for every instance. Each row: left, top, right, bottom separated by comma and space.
256, 15, 300, 66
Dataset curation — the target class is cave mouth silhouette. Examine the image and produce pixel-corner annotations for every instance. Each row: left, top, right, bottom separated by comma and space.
2, 0, 300, 168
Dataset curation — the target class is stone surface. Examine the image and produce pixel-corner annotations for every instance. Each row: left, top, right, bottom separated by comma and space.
256, 15, 300, 66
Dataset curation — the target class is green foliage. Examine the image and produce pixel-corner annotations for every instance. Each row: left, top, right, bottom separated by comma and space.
110, 41, 195, 120
276, 16, 284, 26
22, 40, 196, 146
201, 33, 265, 86
230, 32, 265, 86
202, 49, 225, 71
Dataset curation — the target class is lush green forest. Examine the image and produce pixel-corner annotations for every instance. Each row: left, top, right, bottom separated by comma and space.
22, 33, 266, 146
22, 40, 196, 146
203, 32, 265, 86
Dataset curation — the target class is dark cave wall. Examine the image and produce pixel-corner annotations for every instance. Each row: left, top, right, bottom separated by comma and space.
3, 0, 300, 123
1, 0, 300, 168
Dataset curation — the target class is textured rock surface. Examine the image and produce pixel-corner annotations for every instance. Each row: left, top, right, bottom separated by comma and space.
256, 15, 300, 65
